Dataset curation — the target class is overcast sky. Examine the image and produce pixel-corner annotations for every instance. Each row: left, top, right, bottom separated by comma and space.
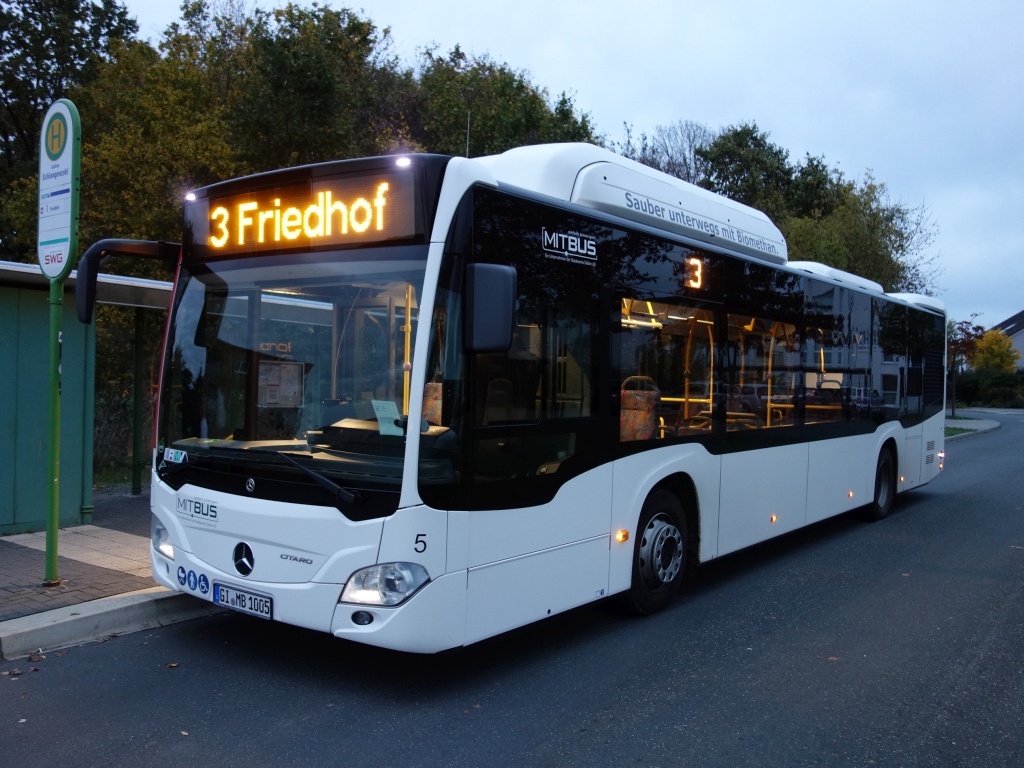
125, 1, 1024, 326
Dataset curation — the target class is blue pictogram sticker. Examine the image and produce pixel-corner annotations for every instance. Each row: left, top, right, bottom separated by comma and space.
198, 574, 209, 594
177, 566, 187, 586
187, 570, 198, 591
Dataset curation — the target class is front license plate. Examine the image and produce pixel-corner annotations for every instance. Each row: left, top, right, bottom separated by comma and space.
213, 583, 272, 620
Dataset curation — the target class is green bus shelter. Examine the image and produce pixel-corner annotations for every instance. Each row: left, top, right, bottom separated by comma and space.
0, 260, 170, 535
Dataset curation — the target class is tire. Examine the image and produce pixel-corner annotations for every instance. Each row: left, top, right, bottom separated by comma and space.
624, 489, 688, 615
867, 446, 896, 521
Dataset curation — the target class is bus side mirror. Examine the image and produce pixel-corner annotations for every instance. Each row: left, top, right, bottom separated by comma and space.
75, 239, 180, 324
76, 247, 102, 324
465, 263, 517, 354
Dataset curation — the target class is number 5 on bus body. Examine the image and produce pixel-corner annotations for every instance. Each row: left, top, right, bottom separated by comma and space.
377, 506, 447, 580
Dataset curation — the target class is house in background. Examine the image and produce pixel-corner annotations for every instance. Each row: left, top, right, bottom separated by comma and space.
992, 309, 1024, 368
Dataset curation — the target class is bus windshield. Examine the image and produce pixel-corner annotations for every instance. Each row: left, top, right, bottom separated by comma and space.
157, 247, 428, 493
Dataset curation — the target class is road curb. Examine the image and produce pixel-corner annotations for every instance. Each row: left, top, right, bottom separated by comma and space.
0, 586, 224, 659
946, 420, 1001, 441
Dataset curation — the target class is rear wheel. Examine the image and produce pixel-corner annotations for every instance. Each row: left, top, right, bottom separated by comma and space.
867, 447, 896, 520
624, 489, 688, 615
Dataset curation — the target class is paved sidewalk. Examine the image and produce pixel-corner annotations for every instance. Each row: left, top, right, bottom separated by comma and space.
945, 416, 1001, 440
0, 488, 154, 622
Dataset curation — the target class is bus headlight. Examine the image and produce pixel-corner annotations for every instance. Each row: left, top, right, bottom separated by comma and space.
340, 563, 429, 606
151, 514, 174, 560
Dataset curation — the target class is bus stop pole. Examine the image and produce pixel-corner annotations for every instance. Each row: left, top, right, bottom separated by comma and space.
43, 279, 63, 586
131, 307, 144, 495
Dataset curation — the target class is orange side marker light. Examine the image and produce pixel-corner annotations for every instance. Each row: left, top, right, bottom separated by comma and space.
615, 530, 629, 543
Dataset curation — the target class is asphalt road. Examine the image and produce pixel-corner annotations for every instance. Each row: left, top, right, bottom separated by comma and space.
3, 412, 1023, 767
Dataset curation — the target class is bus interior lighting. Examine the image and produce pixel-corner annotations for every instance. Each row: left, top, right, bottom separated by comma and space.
395, 157, 411, 167
622, 317, 663, 329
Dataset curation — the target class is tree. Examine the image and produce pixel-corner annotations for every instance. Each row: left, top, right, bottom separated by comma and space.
970, 329, 1020, 373
0, 0, 137, 258
696, 122, 793, 223
623, 120, 943, 295
412, 46, 598, 158
946, 315, 984, 415
231, 3, 413, 170
614, 120, 714, 183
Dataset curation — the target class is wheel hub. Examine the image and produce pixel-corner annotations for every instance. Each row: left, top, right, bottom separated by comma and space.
639, 513, 683, 589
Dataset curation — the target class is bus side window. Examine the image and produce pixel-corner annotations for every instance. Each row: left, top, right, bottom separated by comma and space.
804, 281, 850, 426
617, 297, 715, 440
418, 249, 469, 511
722, 313, 800, 431
873, 300, 907, 423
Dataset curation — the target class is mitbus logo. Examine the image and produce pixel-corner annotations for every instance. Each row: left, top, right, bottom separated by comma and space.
541, 228, 598, 262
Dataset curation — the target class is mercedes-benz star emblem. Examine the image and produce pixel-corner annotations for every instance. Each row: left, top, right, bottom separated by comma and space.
233, 542, 255, 577
245, 477, 255, 493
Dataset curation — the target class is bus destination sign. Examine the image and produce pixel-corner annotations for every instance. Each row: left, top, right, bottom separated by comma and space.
202, 173, 416, 256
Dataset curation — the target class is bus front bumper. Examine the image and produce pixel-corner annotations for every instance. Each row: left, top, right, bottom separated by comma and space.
151, 545, 467, 653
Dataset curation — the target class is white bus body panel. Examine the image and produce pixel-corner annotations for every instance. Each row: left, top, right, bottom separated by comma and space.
572, 162, 787, 264
461, 468, 613, 644
465, 535, 609, 644
806, 434, 875, 524
718, 443, 809, 555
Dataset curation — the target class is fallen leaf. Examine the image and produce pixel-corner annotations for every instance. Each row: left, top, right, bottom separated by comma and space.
29, 667, 41, 672
26, 654, 45, 662
1, 672, 7, 677
463, 710, 470, 714
55, 651, 68, 657
165, 662, 178, 668
18, 719, 26, 723
1011, 545, 1023, 550
828, 656, 840, 661
474, 704, 482, 709
7, 670, 22, 677
902, 573, 910, 577
181, 731, 188, 737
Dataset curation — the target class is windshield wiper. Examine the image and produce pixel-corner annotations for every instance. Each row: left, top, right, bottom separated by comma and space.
277, 452, 364, 513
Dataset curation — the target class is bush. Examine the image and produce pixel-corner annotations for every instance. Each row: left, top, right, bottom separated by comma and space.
955, 368, 1024, 407
94, 396, 153, 469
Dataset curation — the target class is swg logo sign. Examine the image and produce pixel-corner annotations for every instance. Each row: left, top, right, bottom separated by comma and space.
176, 496, 218, 527
541, 228, 597, 262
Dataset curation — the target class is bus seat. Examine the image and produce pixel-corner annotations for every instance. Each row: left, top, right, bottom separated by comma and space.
620, 390, 658, 441
422, 382, 443, 425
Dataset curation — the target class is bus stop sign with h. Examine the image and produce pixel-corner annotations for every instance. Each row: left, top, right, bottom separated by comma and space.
37, 98, 82, 587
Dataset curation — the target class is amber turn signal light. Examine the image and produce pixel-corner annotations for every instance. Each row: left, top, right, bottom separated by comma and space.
615, 530, 629, 543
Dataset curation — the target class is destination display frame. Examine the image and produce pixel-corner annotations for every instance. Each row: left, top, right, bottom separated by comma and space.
182, 156, 451, 263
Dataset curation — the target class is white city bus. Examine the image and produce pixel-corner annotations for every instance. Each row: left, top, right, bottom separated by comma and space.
135, 144, 945, 652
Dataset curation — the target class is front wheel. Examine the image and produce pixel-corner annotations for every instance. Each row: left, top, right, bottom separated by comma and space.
624, 489, 688, 615
867, 446, 896, 520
